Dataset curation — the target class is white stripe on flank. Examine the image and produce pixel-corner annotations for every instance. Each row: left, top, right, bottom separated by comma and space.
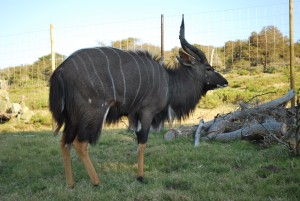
145, 57, 155, 96
153, 62, 161, 95
107, 48, 126, 105
95, 48, 117, 101
168, 105, 175, 124
134, 52, 150, 103
163, 71, 169, 98
83, 51, 105, 94
71, 56, 100, 96
126, 52, 142, 108
70, 58, 79, 72
102, 106, 110, 129
75, 54, 100, 96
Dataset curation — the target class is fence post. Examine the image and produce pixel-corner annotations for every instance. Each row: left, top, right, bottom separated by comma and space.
210, 48, 215, 66
50, 24, 56, 72
289, 0, 295, 107
161, 14, 164, 64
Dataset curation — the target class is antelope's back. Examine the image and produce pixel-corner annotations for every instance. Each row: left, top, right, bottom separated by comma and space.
59, 47, 169, 112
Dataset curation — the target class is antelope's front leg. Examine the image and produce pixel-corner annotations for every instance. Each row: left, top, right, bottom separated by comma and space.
61, 135, 74, 188
137, 143, 147, 182
73, 137, 100, 186
135, 116, 151, 182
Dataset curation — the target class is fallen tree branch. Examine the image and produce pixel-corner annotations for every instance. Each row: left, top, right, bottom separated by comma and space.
207, 90, 296, 136
203, 122, 287, 142
258, 89, 296, 109
194, 119, 204, 146
243, 106, 291, 150
164, 90, 297, 146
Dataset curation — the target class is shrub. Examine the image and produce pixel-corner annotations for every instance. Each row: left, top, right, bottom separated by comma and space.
199, 92, 222, 109
264, 66, 276, 74
249, 67, 262, 75
237, 69, 250, 76
246, 83, 264, 92
31, 112, 52, 126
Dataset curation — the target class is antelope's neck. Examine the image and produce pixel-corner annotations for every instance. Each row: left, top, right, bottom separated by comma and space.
166, 67, 204, 119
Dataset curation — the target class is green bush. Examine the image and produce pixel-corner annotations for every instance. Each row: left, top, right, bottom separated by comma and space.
199, 88, 257, 108
237, 69, 250, 76
264, 66, 276, 74
29, 95, 49, 110
31, 112, 52, 126
231, 82, 241, 88
246, 83, 264, 92
216, 89, 240, 103
249, 67, 262, 75
8, 85, 49, 110
199, 92, 222, 108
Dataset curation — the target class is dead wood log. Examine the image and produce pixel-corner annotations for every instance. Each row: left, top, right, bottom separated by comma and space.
203, 122, 287, 142
164, 90, 295, 143
258, 89, 296, 108
207, 90, 296, 136
194, 119, 204, 146
164, 121, 288, 142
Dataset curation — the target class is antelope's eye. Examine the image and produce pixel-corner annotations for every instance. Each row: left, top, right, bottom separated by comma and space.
206, 66, 213, 71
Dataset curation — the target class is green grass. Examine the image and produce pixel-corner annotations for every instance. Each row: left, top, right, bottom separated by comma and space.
8, 85, 49, 110
1, 130, 300, 201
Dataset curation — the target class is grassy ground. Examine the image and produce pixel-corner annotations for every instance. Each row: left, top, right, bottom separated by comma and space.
1, 129, 300, 201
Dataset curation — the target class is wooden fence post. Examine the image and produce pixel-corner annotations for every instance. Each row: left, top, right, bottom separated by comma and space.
289, 0, 295, 107
50, 24, 56, 72
161, 14, 164, 64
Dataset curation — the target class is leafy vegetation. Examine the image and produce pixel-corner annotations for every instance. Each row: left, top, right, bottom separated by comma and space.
0, 130, 300, 201
199, 66, 300, 109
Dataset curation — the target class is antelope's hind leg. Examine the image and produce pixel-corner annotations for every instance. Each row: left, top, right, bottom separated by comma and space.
61, 135, 75, 188
73, 136, 100, 186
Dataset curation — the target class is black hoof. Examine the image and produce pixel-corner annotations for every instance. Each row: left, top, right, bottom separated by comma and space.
137, 176, 144, 183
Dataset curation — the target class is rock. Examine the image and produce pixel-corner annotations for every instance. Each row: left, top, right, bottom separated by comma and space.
20, 111, 34, 122
10, 103, 21, 114
0, 90, 9, 98
0, 90, 11, 113
164, 130, 176, 141
19, 95, 29, 113
0, 91, 34, 122
20, 105, 29, 113
0, 80, 8, 90
0, 99, 7, 113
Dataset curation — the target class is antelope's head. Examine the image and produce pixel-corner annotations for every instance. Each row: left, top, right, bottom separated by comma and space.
177, 15, 228, 94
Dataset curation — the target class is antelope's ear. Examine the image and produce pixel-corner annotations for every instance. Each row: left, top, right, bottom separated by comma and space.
177, 50, 196, 67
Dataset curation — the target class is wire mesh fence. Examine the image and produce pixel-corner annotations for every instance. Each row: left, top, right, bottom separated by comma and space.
0, 1, 299, 111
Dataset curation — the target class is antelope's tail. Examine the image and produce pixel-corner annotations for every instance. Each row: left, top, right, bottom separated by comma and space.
49, 68, 66, 136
